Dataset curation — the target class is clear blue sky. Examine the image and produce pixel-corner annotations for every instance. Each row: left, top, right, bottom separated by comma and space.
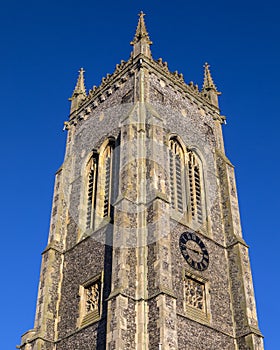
1, 0, 279, 348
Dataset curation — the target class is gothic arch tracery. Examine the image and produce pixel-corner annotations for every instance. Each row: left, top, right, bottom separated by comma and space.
168, 136, 206, 226
83, 138, 115, 232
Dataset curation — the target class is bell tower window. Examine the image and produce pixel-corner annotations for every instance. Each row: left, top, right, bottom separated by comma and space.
91, 140, 115, 226
187, 151, 204, 225
85, 156, 97, 230
169, 138, 185, 213
99, 143, 114, 219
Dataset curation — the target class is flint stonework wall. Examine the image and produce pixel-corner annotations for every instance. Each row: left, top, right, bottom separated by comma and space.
148, 73, 238, 347
171, 222, 235, 335
56, 324, 98, 350
177, 315, 236, 350
57, 235, 107, 342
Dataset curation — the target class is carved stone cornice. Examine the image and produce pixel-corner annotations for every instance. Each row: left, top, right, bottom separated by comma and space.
139, 54, 223, 118
67, 57, 135, 126
67, 53, 224, 128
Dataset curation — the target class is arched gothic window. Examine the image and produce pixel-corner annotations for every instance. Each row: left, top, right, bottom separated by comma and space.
169, 138, 185, 213
84, 140, 114, 231
98, 143, 114, 220
85, 153, 98, 230
168, 137, 206, 226
187, 151, 204, 225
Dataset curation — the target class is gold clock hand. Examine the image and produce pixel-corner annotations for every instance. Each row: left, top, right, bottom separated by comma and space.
188, 247, 202, 255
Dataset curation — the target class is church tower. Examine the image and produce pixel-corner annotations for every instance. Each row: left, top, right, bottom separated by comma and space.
19, 13, 264, 350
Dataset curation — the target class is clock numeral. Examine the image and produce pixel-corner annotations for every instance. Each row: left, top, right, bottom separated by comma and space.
203, 254, 209, 262
186, 233, 192, 240
181, 236, 187, 244
201, 259, 208, 269
191, 261, 197, 269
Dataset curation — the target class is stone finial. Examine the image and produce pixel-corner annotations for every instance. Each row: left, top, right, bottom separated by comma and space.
202, 63, 221, 107
203, 63, 217, 91
131, 11, 152, 45
69, 68, 87, 113
130, 11, 152, 59
73, 68, 86, 95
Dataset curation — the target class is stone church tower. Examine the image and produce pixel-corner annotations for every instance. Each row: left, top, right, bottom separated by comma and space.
19, 12, 264, 350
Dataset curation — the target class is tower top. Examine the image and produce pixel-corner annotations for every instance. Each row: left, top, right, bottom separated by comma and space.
130, 11, 152, 59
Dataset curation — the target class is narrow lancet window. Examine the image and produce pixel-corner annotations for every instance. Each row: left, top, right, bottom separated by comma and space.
169, 138, 185, 213
188, 151, 203, 225
99, 142, 114, 220
86, 157, 97, 230
84, 140, 115, 231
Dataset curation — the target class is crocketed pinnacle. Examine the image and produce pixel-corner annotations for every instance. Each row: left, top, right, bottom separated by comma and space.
130, 11, 152, 45
72, 68, 86, 96
203, 63, 217, 91
130, 12, 152, 59
69, 68, 87, 113
202, 63, 221, 108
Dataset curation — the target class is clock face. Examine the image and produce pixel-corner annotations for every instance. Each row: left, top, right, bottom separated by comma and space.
179, 231, 209, 271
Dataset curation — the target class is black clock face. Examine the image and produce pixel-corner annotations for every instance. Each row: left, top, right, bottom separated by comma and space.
179, 231, 209, 271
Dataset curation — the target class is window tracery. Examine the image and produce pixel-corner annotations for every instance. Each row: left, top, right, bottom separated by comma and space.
98, 142, 114, 220
85, 157, 97, 229
79, 276, 102, 328
168, 137, 206, 226
85, 282, 101, 314
185, 277, 206, 312
84, 140, 114, 232
187, 151, 203, 225
169, 138, 185, 213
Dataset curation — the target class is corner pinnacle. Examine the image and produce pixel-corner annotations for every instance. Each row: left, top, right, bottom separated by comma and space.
73, 68, 86, 96
202, 63, 221, 108
131, 11, 152, 45
130, 12, 152, 58
69, 68, 87, 113
203, 63, 218, 91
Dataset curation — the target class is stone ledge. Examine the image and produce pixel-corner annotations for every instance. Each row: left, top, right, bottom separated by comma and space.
107, 286, 177, 302
42, 241, 64, 254
226, 236, 248, 249
177, 312, 235, 339
19, 333, 55, 349
236, 325, 264, 339
215, 148, 234, 167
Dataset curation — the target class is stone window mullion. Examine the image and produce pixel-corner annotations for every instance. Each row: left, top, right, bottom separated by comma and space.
169, 148, 175, 209
103, 150, 112, 218
86, 159, 97, 229
188, 152, 204, 225
169, 138, 185, 213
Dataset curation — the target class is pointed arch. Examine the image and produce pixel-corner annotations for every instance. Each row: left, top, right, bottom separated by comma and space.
82, 138, 115, 233
85, 151, 98, 230
168, 136, 207, 227
168, 137, 186, 213
95, 138, 115, 226
186, 149, 205, 225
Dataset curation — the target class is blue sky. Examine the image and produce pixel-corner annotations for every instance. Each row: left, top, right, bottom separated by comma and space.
1, 0, 279, 348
